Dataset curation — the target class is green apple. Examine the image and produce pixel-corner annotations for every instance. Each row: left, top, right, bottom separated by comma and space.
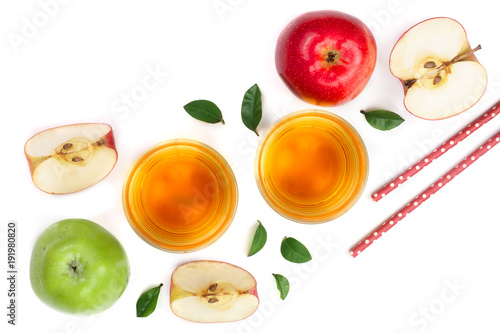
30, 218, 130, 315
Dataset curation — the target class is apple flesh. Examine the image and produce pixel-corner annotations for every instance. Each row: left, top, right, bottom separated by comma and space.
24, 123, 118, 194
389, 17, 487, 120
30, 218, 130, 315
170, 261, 259, 323
275, 10, 377, 106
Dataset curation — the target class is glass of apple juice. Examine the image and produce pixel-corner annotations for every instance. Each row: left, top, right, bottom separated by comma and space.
123, 139, 238, 253
255, 110, 368, 224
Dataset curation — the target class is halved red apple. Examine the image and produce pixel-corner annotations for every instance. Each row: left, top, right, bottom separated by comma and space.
389, 17, 487, 120
24, 123, 118, 194
170, 261, 259, 323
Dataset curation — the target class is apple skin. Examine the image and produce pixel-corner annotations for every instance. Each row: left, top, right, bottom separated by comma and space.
30, 219, 130, 315
275, 10, 377, 107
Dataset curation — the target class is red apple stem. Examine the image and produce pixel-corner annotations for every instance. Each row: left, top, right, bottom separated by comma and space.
451, 44, 482, 64
326, 51, 338, 63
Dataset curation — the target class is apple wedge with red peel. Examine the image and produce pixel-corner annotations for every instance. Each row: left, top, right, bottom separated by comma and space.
24, 123, 118, 194
170, 261, 259, 323
389, 17, 487, 120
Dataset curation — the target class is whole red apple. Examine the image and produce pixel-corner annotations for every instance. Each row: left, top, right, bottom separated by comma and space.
275, 10, 377, 106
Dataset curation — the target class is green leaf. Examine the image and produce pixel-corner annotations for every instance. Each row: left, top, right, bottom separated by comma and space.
184, 100, 225, 124
248, 220, 267, 257
280, 237, 312, 263
136, 283, 163, 317
361, 109, 404, 131
272, 274, 290, 300
241, 83, 262, 135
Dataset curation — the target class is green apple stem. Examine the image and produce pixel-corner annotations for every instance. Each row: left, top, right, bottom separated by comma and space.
68, 260, 84, 277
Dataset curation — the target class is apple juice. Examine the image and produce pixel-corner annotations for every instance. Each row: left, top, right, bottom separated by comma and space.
255, 110, 368, 223
123, 139, 238, 252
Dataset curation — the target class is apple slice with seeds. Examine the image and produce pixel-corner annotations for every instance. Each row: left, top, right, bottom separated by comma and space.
170, 261, 259, 323
389, 17, 487, 120
24, 123, 117, 194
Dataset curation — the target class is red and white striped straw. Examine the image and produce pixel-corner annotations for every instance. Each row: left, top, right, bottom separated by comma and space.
372, 101, 500, 202
351, 126, 500, 258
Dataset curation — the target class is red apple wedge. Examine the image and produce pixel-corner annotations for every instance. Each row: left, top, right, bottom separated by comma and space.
389, 17, 487, 120
170, 261, 259, 323
24, 123, 118, 194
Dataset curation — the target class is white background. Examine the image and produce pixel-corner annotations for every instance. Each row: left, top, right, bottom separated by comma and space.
1, 0, 500, 332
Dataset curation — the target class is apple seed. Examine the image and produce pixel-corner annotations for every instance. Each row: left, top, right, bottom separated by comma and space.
63, 143, 73, 150
72, 157, 84, 163
209, 283, 218, 292
208, 298, 219, 304
424, 61, 436, 68
433, 76, 442, 85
